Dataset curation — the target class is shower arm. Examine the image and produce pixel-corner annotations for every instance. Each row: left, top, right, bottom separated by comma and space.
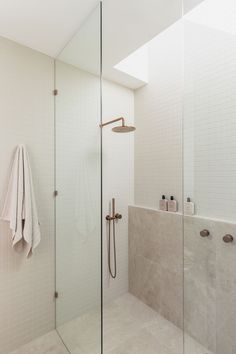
100, 117, 125, 128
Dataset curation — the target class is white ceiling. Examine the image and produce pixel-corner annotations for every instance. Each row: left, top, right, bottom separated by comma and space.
58, 0, 205, 89
0, 0, 205, 89
0, 0, 99, 57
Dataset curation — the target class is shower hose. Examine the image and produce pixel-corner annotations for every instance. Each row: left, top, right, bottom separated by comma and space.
108, 218, 117, 279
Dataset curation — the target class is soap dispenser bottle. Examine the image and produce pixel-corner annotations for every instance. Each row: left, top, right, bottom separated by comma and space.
184, 197, 195, 215
159, 195, 168, 211
168, 196, 177, 212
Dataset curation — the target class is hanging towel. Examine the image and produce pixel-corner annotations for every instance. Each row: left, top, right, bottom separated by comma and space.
0, 145, 41, 257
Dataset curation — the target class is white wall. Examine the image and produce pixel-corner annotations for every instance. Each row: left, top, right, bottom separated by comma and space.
134, 22, 183, 211
184, 21, 236, 222
0, 37, 55, 353
102, 80, 134, 303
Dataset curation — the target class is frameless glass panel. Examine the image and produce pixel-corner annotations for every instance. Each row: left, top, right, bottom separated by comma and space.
55, 3, 102, 354
102, 1, 184, 353
183, 1, 236, 353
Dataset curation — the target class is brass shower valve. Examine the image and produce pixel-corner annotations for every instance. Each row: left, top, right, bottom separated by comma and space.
106, 213, 122, 221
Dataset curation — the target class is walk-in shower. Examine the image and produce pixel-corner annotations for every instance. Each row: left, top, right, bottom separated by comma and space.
0, 0, 236, 353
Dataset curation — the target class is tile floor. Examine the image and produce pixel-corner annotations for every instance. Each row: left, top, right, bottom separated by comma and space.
11, 293, 212, 354
9, 331, 69, 354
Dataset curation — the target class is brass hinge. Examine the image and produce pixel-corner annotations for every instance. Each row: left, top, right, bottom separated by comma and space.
53, 89, 58, 96
54, 291, 59, 299
53, 190, 58, 197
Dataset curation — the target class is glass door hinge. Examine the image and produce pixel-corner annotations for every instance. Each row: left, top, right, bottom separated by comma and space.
54, 291, 59, 299
54, 190, 58, 197
53, 89, 58, 96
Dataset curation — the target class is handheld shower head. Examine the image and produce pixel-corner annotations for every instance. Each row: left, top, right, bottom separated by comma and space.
100, 117, 136, 133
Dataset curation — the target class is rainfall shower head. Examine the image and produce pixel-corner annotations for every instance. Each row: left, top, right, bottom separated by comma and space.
100, 117, 136, 133
112, 125, 136, 133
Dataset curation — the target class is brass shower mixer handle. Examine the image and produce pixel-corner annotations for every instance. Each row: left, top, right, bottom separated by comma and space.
105, 198, 122, 221
106, 213, 122, 221
200, 229, 210, 237
223, 234, 234, 243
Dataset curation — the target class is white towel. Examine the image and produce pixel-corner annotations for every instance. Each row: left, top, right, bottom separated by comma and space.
0, 145, 41, 257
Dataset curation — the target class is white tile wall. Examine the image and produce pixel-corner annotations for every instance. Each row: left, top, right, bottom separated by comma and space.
134, 22, 183, 211
0, 37, 55, 353
184, 21, 236, 222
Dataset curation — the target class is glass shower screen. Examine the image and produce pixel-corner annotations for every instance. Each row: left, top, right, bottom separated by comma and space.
183, 1, 236, 353
55, 3, 102, 354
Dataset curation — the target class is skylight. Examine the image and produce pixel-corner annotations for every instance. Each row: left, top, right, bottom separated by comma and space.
114, 44, 149, 84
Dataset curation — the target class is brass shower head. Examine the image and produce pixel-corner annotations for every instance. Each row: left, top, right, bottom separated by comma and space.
100, 117, 136, 133
112, 125, 135, 133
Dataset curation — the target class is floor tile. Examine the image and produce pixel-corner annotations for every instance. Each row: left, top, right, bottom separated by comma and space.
10, 331, 69, 354
10, 293, 211, 354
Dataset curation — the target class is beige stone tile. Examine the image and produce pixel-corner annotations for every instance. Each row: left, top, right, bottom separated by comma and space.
215, 220, 236, 353
129, 206, 183, 328
129, 206, 183, 272
9, 292, 213, 354
184, 216, 236, 353
129, 208, 236, 352
184, 216, 216, 352
57, 308, 101, 354
70, 346, 94, 354
159, 266, 183, 328
103, 298, 145, 352
112, 293, 160, 325
11, 292, 210, 354
106, 328, 176, 354
184, 216, 216, 288
146, 315, 183, 353
10, 331, 69, 354
104, 293, 183, 354
184, 273, 216, 351
129, 253, 162, 311
184, 333, 213, 354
